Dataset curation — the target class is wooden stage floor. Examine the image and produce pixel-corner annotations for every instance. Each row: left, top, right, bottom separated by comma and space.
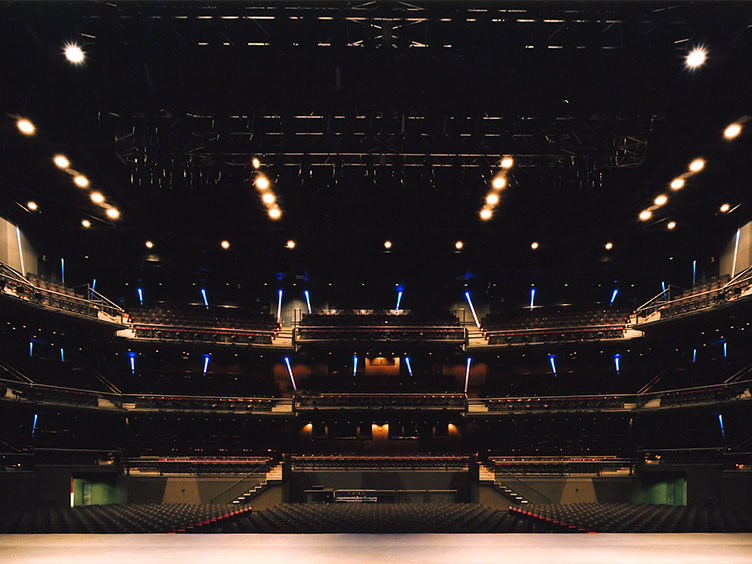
2, 533, 751, 563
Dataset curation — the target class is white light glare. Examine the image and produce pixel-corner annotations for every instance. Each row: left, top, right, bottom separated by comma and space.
480, 208, 492, 220
74, 175, 90, 188
724, 123, 741, 139
689, 158, 705, 172
720, 203, 730, 213
654, 194, 668, 206
491, 176, 506, 190
639, 210, 652, 221
17, 119, 35, 135
670, 177, 685, 190
53, 155, 70, 169
64, 44, 85, 64
255, 175, 270, 190
106, 207, 120, 219
500, 157, 514, 169
686, 48, 706, 68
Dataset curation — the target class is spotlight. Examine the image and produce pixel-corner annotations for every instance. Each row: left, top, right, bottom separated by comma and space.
16, 118, 35, 135
455, 241, 464, 250
53, 155, 70, 169
105, 207, 120, 219
145, 241, 154, 249
268, 207, 282, 220
689, 158, 705, 172
286, 240, 296, 249
667, 221, 677, 230
720, 203, 730, 213
685, 48, 706, 68
64, 44, 85, 64
531, 241, 539, 250
639, 210, 652, 221
724, 123, 742, 139
491, 176, 506, 190
81, 219, 91, 228
486, 193, 499, 205
27, 201, 38, 211
255, 175, 270, 190
500, 157, 514, 169
252, 157, 261, 169
654, 194, 668, 206
220, 240, 230, 249
90, 191, 105, 204
605, 242, 614, 250
670, 178, 685, 190
480, 208, 492, 220
262, 192, 276, 205
74, 175, 90, 188
384, 240, 392, 249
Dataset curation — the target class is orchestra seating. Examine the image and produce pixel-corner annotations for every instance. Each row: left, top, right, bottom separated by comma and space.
297, 312, 464, 343
128, 304, 277, 345
482, 307, 630, 345
512, 502, 752, 532
0, 503, 246, 533
211, 503, 540, 533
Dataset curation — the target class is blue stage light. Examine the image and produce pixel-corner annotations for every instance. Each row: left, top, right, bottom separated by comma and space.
32, 413, 38, 437
464, 357, 472, 393
718, 413, 725, 439
277, 289, 283, 323
29, 341, 33, 357
60, 348, 65, 362
549, 354, 557, 377
530, 287, 536, 311
692, 348, 697, 363
614, 354, 620, 374
203, 354, 210, 376
405, 356, 413, 377
284, 356, 297, 391
201, 288, 209, 308
610, 289, 619, 305
61, 258, 65, 285
137, 287, 143, 305
304, 290, 312, 314
723, 341, 727, 358
464, 291, 480, 328
396, 290, 403, 312
353, 354, 358, 377
128, 351, 136, 374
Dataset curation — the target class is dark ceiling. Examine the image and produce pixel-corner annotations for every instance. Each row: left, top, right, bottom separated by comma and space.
1, 1, 750, 311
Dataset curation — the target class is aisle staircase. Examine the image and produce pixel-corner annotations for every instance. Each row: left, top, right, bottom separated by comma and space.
479, 463, 530, 505
466, 326, 488, 349
273, 326, 294, 348
230, 461, 284, 505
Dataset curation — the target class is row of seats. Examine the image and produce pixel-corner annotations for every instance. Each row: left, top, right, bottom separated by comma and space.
127, 455, 272, 474
488, 455, 632, 475
297, 327, 464, 343
208, 503, 541, 533
300, 313, 460, 327
516, 502, 752, 532
129, 305, 276, 330
0, 503, 237, 533
133, 327, 274, 345
291, 454, 468, 471
296, 393, 466, 409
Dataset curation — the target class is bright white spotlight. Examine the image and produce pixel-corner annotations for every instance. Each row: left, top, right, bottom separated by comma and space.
686, 48, 706, 68
720, 203, 730, 213
27, 201, 38, 211
654, 194, 668, 206
262, 192, 276, 205
491, 176, 506, 190
105, 207, 120, 219
255, 175, 270, 190
455, 240, 463, 250
724, 123, 741, 139
384, 240, 392, 249
531, 241, 539, 250
605, 242, 613, 250
74, 175, 90, 188
64, 44, 85, 64
81, 219, 91, 228
486, 193, 499, 205
90, 191, 105, 204
500, 157, 514, 169
145, 241, 154, 249
220, 240, 230, 249
17, 118, 35, 135
670, 177, 685, 190
286, 240, 296, 249
252, 157, 261, 169
639, 210, 652, 221
480, 208, 492, 220
689, 158, 705, 172
53, 155, 70, 169
667, 221, 677, 230
268, 207, 281, 220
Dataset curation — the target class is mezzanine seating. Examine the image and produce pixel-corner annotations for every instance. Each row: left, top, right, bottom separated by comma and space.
291, 454, 469, 471
296, 392, 465, 410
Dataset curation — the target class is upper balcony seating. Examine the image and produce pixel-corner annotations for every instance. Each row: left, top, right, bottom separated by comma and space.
482, 307, 630, 345
661, 275, 730, 317
297, 311, 464, 343
129, 304, 277, 344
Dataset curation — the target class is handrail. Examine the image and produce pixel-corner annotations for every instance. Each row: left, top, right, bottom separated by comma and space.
638, 369, 667, 395
209, 456, 280, 505
725, 362, 752, 384
493, 465, 551, 504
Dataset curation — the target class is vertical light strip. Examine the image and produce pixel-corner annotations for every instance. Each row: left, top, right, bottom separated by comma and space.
530, 287, 536, 311
61, 258, 65, 285
464, 291, 480, 328
277, 289, 283, 323
31, 413, 38, 437
549, 354, 557, 377
29, 341, 34, 357
16, 226, 25, 276
60, 348, 65, 362
692, 348, 697, 363
405, 356, 413, 377
203, 354, 210, 376
614, 354, 620, 374
731, 228, 741, 277
353, 354, 358, 377
464, 357, 471, 393
137, 288, 144, 305
284, 356, 297, 391
692, 260, 697, 287
610, 289, 618, 305
395, 290, 403, 312
718, 413, 725, 439
201, 288, 209, 308
304, 290, 312, 314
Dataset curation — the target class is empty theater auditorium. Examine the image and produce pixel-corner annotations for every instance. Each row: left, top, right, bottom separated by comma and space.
1, 1, 752, 562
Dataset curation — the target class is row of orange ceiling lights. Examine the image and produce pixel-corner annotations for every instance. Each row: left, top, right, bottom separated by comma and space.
480, 157, 513, 220
637, 120, 745, 226
15, 117, 120, 225
252, 157, 282, 220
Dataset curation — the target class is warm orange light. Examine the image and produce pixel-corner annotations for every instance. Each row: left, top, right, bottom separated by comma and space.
252, 157, 261, 169
720, 203, 730, 213
480, 208, 492, 220
654, 194, 668, 206
486, 193, 499, 205
145, 241, 154, 249
670, 177, 685, 190
81, 219, 91, 228
17, 118, 35, 135
255, 175, 270, 190
530, 241, 539, 250
689, 158, 705, 172
686, 48, 706, 68
605, 242, 614, 250
383, 240, 392, 249
491, 176, 506, 190
105, 207, 120, 219
27, 201, 38, 211
268, 207, 282, 220
220, 240, 230, 249
90, 191, 105, 204
667, 221, 677, 230
286, 240, 296, 249
639, 210, 652, 221
455, 240, 464, 250
262, 192, 276, 205
724, 123, 742, 139
500, 157, 514, 169
75, 175, 90, 188
53, 155, 70, 169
